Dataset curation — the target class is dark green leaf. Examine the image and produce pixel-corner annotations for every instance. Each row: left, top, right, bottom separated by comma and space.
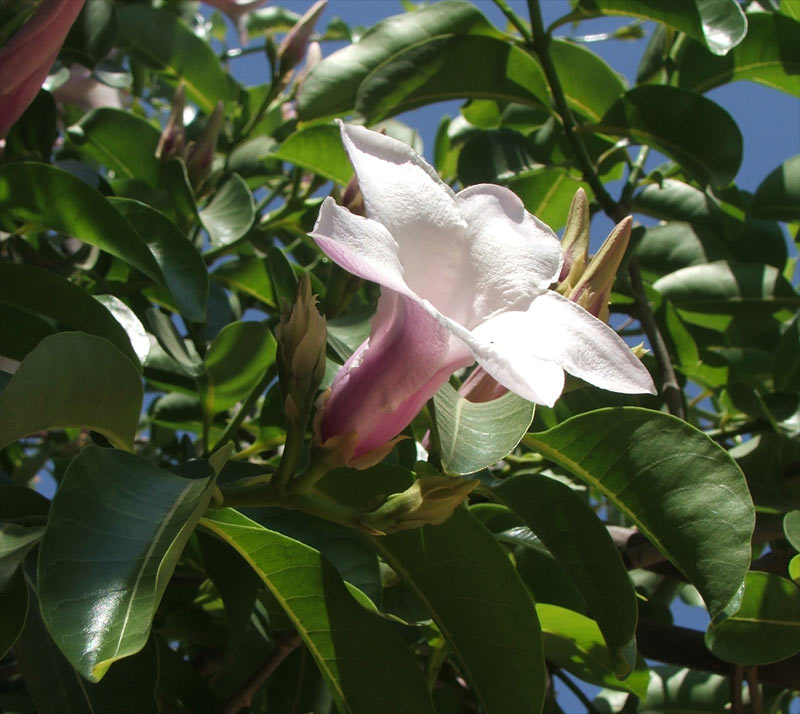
117, 5, 238, 113
212, 256, 275, 307
510, 168, 589, 231
356, 34, 550, 124
653, 261, 799, 314
433, 382, 535, 475
524, 408, 754, 618
0, 162, 163, 283
202, 321, 276, 414
145, 308, 204, 377
68, 109, 161, 187
110, 198, 209, 322
495, 474, 637, 674
0, 333, 142, 451
632, 178, 725, 228
565, 0, 746, 55
272, 124, 354, 185
595, 86, 742, 185
536, 603, 649, 698
751, 155, 800, 222
0, 567, 27, 660
298, 0, 501, 120
774, 314, 800, 393
37, 446, 217, 681
633, 221, 735, 278
550, 39, 626, 121
3, 90, 58, 161
200, 507, 436, 714
457, 128, 541, 186
62, 0, 118, 67
705, 571, 800, 664
267, 246, 299, 309
199, 173, 255, 248
0, 263, 139, 367
678, 13, 800, 96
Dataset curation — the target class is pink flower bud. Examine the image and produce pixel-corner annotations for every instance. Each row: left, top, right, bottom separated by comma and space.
277, 0, 327, 77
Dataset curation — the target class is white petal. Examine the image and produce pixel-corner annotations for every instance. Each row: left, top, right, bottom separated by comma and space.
456, 184, 563, 325
339, 123, 475, 323
310, 197, 412, 297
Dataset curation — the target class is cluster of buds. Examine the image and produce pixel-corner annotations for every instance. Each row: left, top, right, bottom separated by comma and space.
155, 84, 224, 192
276, 0, 327, 80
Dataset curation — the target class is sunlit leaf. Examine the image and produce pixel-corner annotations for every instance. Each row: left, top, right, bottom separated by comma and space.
272, 124, 353, 185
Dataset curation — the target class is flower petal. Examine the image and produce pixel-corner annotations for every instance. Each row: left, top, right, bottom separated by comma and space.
320, 290, 472, 458
456, 184, 563, 325
310, 197, 412, 297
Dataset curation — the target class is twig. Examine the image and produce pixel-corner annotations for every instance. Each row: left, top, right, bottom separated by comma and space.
731, 665, 744, 714
746, 666, 763, 714
219, 632, 302, 714
490, 0, 533, 42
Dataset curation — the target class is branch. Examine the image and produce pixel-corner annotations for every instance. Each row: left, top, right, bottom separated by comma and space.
219, 632, 302, 714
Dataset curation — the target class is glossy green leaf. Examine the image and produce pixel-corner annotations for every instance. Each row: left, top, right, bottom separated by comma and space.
510, 168, 589, 231
199, 173, 256, 248
68, 109, 161, 186
0, 567, 27, 660
433, 382, 535, 475
536, 604, 649, 698
524, 408, 754, 618
212, 257, 275, 307
495, 474, 637, 674
37, 447, 217, 681
653, 261, 799, 314
266, 245, 299, 309
272, 124, 353, 185
596, 86, 742, 185
678, 13, 800, 96
319, 464, 546, 714
145, 308, 204, 377
356, 34, 550, 124
110, 198, 209, 322
298, 0, 500, 120
202, 321, 276, 415
785, 510, 800, 551
62, 0, 118, 67
0, 263, 139, 367
0, 333, 142, 452
0, 163, 162, 283
200, 507, 436, 714
564, 0, 746, 55
93, 295, 150, 365
790, 555, 800, 582
117, 5, 238, 113
550, 39, 626, 121
633, 222, 734, 276
632, 178, 725, 229
457, 128, 541, 186
706, 571, 800, 664
751, 155, 800, 222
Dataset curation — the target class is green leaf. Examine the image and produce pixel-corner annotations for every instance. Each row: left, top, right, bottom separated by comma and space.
319, 464, 546, 714
705, 571, 800, 664
536, 604, 649, 698
356, 34, 550, 124
433, 382, 535, 475
93, 295, 151, 365
595, 86, 742, 185
212, 257, 275, 308
272, 124, 353, 185
0, 162, 162, 283
550, 39, 626, 122
200, 507, 436, 714
68, 108, 161, 186
524, 408, 754, 618
117, 5, 238, 113
632, 178, 725, 228
0, 263, 139, 367
774, 314, 800, 392
653, 261, 799, 314
110, 198, 209, 322
62, 0, 118, 67
678, 13, 800, 96
298, 0, 501, 120
199, 173, 256, 248
457, 128, 540, 186
633, 222, 734, 277
509, 168, 589, 232
0, 567, 27, 660
202, 321, 276, 415
0, 333, 142, 452
751, 155, 800, 222
37, 447, 217, 681
565, 0, 746, 55
494, 475, 637, 675
145, 308, 204, 377
784, 510, 800, 551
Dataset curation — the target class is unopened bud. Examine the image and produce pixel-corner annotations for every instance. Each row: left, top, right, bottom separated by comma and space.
362, 476, 479, 534
568, 216, 633, 323
277, 0, 327, 77
185, 101, 224, 191
556, 188, 590, 293
156, 84, 186, 161
341, 173, 364, 216
275, 273, 327, 428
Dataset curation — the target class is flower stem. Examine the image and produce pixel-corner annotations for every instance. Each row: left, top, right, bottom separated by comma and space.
490, 0, 532, 42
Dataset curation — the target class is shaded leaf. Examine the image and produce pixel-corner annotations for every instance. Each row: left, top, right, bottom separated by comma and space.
595, 86, 742, 185
0, 333, 142, 452
200, 507, 436, 714
524, 408, 754, 618
751, 155, 800, 222
633, 222, 734, 277
457, 128, 541, 186
37, 447, 217, 681
356, 34, 550, 123
433, 382, 535, 475
705, 571, 800, 664
212, 257, 275, 307
199, 173, 256, 248
632, 178, 725, 228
